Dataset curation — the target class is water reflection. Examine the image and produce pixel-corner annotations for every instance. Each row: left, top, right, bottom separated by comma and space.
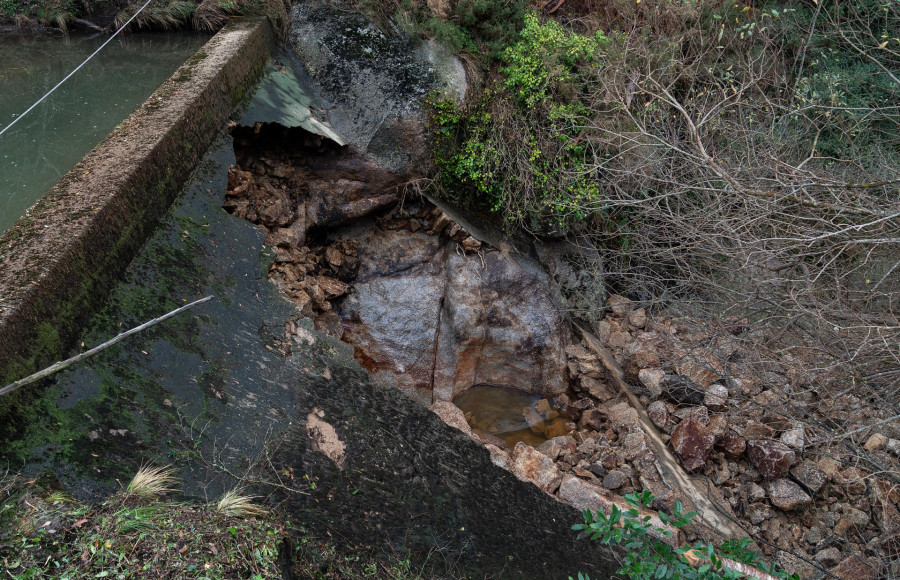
0, 31, 210, 233
452, 384, 573, 448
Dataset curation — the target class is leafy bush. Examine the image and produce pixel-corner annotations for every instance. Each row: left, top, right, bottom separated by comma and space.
571, 490, 798, 580
0, 0, 19, 17
451, 0, 527, 58
431, 13, 608, 234
501, 13, 606, 107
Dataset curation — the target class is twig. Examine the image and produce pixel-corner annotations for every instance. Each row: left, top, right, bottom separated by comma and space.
830, 413, 900, 442
73, 18, 106, 33
0, 296, 214, 398
683, 549, 783, 580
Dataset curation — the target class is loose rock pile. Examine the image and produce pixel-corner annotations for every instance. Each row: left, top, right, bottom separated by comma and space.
225, 152, 482, 340
470, 294, 898, 580
224, 124, 898, 578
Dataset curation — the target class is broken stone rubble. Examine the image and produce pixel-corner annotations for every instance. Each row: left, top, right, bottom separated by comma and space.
229, 128, 893, 576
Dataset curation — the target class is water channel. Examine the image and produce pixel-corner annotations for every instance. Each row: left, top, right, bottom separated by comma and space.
0, 31, 210, 233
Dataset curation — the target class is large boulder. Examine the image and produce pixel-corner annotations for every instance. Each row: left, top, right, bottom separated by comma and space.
339, 226, 571, 405
272, 363, 620, 577
288, 0, 466, 176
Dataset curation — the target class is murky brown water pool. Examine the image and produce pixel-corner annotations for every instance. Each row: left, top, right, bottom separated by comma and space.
452, 385, 572, 448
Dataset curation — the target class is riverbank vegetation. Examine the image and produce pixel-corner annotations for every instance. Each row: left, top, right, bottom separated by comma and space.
416, 0, 899, 477
0, 0, 290, 32
0, 466, 425, 579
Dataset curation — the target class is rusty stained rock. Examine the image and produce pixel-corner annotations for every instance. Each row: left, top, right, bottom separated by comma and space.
747, 440, 795, 479
715, 430, 747, 457
315, 275, 349, 299
674, 348, 723, 388
324, 245, 344, 267
828, 556, 879, 580
606, 401, 640, 434
508, 442, 562, 494
742, 420, 775, 440
606, 294, 632, 317
670, 417, 715, 472
578, 376, 614, 402
340, 229, 571, 405
429, 401, 476, 440
623, 335, 661, 383
461, 236, 482, 252
790, 460, 826, 494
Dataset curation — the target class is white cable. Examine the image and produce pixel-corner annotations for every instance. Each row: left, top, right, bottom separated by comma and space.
0, 0, 155, 139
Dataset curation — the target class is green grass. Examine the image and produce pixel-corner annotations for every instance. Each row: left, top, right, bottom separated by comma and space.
0, 0, 288, 31
0, 469, 430, 579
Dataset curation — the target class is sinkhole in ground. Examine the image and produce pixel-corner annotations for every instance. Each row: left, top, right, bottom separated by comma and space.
224, 122, 574, 411
220, 123, 742, 547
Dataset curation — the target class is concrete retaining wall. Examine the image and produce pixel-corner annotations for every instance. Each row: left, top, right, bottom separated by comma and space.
0, 19, 272, 418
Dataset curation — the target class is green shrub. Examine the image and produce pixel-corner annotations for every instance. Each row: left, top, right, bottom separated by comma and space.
452, 0, 527, 58
0, 0, 18, 17
430, 13, 608, 234
571, 490, 798, 580
501, 12, 606, 107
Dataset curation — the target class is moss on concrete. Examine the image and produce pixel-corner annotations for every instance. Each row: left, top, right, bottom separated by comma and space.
0, 18, 274, 448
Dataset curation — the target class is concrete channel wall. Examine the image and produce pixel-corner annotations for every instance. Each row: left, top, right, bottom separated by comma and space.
0, 19, 272, 397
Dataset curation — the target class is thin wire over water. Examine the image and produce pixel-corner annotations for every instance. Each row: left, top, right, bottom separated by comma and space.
0, 0, 154, 139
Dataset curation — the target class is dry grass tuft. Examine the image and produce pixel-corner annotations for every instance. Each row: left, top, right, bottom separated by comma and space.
191, 0, 227, 31
53, 10, 70, 31
215, 488, 266, 518
192, 0, 290, 33
126, 464, 178, 499
115, 0, 196, 30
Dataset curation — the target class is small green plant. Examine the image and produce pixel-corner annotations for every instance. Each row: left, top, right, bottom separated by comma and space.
571, 490, 798, 580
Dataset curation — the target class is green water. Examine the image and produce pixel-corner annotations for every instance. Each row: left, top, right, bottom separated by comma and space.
0, 31, 210, 234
